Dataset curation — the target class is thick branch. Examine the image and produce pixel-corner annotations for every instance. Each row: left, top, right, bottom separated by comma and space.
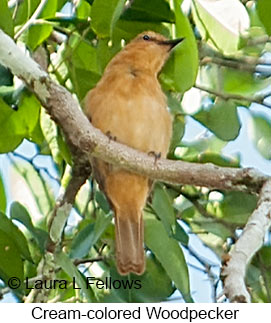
221, 180, 271, 302
0, 29, 268, 194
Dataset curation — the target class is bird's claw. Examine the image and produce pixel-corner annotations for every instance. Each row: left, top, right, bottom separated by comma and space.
106, 131, 117, 142
148, 151, 161, 165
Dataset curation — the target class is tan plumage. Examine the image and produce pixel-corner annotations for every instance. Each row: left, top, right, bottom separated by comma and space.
85, 31, 183, 275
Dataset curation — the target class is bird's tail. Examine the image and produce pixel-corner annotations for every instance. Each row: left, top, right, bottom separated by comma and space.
114, 209, 145, 276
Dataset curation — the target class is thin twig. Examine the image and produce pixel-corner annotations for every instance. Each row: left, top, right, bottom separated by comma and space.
194, 83, 271, 109
200, 56, 257, 73
73, 256, 105, 266
246, 35, 271, 46
14, 0, 48, 40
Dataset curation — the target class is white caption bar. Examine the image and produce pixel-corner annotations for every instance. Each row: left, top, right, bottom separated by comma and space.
1, 303, 269, 322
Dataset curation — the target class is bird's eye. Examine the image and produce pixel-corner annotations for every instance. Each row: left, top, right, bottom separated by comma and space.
143, 35, 150, 41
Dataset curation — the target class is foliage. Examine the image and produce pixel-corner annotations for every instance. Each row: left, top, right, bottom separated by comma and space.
0, 0, 271, 303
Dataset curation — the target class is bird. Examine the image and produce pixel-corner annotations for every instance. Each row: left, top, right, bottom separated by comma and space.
84, 31, 184, 276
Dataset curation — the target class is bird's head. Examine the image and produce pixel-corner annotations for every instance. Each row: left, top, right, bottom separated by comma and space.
120, 31, 185, 75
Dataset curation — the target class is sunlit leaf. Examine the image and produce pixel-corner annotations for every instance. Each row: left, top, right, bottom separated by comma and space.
0, 0, 14, 37
257, 0, 271, 35
192, 0, 250, 54
248, 114, 271, 160
0, 91, 40, 153
26, 0, 57, 50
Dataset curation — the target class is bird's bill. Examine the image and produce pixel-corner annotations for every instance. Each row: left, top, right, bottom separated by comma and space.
158, 37, 185, 50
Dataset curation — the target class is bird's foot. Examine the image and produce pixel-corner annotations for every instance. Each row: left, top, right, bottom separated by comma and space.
105, 130, 117, 142
148, 151, 161, 165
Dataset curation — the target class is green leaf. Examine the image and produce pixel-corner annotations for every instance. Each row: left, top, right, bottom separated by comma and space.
13, 0, 40, 26
246, 264, 266, 302
91, 0, 126, 38
160, 0, 198, 93
50, 204, 72, 243
70, 212, 113, 258
166, 91, 183, 114
76, 0, 91, 19
27, 25, 53, 51
0, 230, 24, 286
0, 173, 6, 213
195, 152, 240, 167
193, 100, 241, 141
175, 135, 239, 167
257, 0, 271, 35
0, 212, 32, 262
249, 114, 271, 160
201, 66, 271, 99
54, 251, 95, 301
95, 191, 111, 214
97, 38, 120, 72
40, 108, 63, 165
169, 114, 185, 153
258, 246, 271, 267
152, 183, 176, 236
10, 202, 48, 251
223, 71, 271, 98
12, 159, 54, 217
218, 192, 257, 225
0, 65, 13, 86
121, 0, 175, 23
0, 98, 22, 152
26, 0, 57, 50
69, 67, 101, 101
102, 254, 174, 302
68, 35, 100, 73
114, 19, 170, 41
172, 221, 189, 246
144, 213, 193, 302
57, 132, 72, 166
0, 91, 40, 153
0, 0, 14, 37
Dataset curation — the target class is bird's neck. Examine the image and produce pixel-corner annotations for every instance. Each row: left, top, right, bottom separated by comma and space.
106, 48, 162, 78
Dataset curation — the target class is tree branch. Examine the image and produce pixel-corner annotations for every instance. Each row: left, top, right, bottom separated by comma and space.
200, 56, 257, 73
194, 83, 271, 109
0, 29, 268, 196
221, 179, 271, 302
